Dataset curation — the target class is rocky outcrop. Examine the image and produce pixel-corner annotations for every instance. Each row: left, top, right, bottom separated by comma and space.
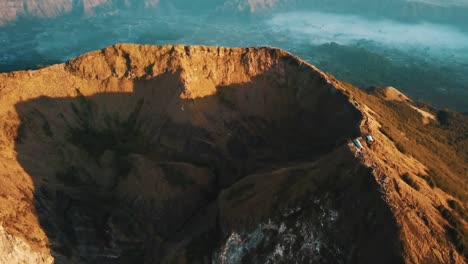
0, 226, 53, 264
0, 44, 465, 263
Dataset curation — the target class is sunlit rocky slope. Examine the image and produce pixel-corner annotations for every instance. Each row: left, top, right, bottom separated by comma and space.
0, 44, 466, 263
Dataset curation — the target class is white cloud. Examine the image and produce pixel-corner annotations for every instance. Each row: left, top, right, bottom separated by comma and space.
266, 11, 468, 52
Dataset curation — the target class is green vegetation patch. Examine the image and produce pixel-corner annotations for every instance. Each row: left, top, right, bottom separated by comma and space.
226, 182, 256, 203
68, 89, 147, 157
447, 199, 467, 222
421, 171, 437, 189
30, 108, 54, 137
438, 206, 468, 258
217, 88, 237, 110
56, 166, 92, 185
395, 142, 407, 154
159, 164, 195, 188
401, 173, 420, 191
64, 88, 148, 186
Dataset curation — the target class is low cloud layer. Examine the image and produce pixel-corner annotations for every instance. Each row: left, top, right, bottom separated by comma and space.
266, 11, 468, 57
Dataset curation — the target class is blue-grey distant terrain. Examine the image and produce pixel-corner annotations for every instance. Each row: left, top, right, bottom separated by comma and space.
1, 0, 467, 110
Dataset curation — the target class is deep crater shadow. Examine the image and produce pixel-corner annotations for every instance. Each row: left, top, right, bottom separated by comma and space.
13, 65, 401, 263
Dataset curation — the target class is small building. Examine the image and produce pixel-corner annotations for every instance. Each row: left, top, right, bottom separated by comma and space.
366, 135, 374, 142
353, 138, 364, 150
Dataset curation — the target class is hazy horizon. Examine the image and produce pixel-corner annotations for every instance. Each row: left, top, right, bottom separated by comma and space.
1, 0, 467, 110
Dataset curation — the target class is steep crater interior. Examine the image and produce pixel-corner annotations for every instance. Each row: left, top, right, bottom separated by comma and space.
8, 45, 400, 263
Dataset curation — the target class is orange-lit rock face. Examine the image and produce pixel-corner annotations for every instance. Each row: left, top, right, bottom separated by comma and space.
3, 44, 363, 195
0, 44, 463, 264
0, 44, 368, 263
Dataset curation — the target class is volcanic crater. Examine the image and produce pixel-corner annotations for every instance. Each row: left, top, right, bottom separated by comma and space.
0, 44, 407, 263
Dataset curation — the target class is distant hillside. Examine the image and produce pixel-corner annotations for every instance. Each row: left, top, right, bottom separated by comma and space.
0, 0, 159, 25
1, 0, 468, 29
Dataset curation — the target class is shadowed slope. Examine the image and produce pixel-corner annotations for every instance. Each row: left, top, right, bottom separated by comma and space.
2, 44, 454, 263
